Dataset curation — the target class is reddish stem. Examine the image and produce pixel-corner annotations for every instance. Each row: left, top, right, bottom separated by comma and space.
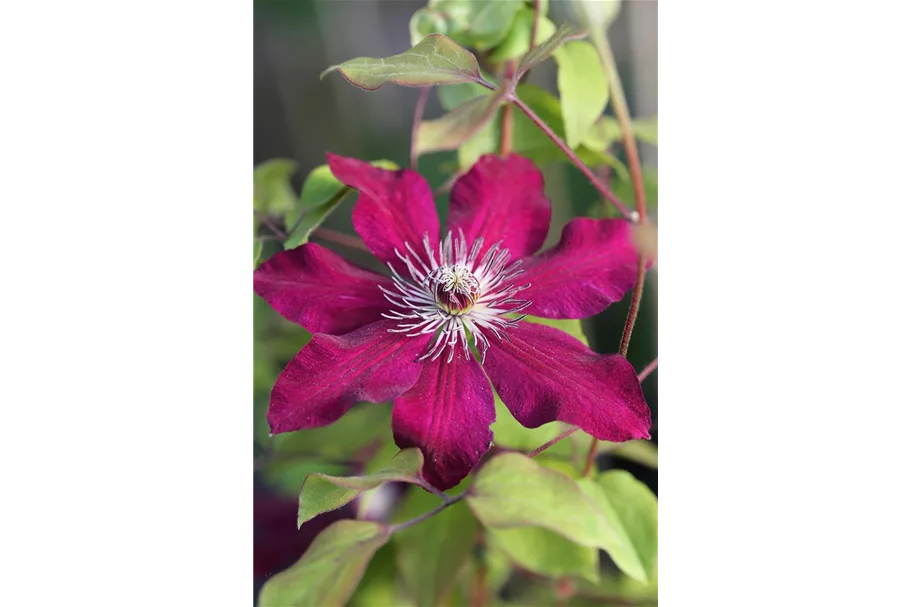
581, 437, 599, 477
509, 96, 634, 220
410, 87, 430, 170
637, 357, 658, 382
529, 0, 540, 53
619, 256, 647, 357
500, 62, 516, 156
253, 210, 286, 240
311, 227, 370, 253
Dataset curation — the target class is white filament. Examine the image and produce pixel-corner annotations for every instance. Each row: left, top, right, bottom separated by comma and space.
380, 230, 531, 363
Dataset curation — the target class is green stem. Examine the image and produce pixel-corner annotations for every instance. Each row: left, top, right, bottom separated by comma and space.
389, 492, 466, 533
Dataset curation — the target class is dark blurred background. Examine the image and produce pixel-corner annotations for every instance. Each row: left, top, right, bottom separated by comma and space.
254, 0, 657, 599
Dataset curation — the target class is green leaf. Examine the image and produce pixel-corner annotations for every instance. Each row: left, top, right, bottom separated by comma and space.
284, 160, 398, 249
488, 7, 556, 62
409, 8, 450, 47
272, 403, 391, 461
458, 115, 500, 169
516, 23, 587, 79
572, 0, 622, 32
415, 89, 506, 156
321, 34, 484, 91
467, 453, 627, 555
524, 315, 590, 346
253, 240, 264, 267
438, 82, 490, 111
554, 41, 609, 149
581, 116, 623, 150
633, 115, 658, 145
491, 394, 570, 455
576, 147, 630, 182
610, 166, 658, 212
488, 526, 599, 582
416, 0, 526, 52
254, 158, 297, 216
263, 459, 348, 498
574, 572, 658, 604
512, 84, 566, 164
596, 471, 658, 580
577, 471, 658, 582
394, 487, 478, 606
258, 520, 391, 607
298, 448, 425, 526
579, 438, 658, 468
347, 543, 403, 607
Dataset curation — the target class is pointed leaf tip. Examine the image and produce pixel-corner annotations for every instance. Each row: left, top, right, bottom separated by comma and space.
322, 34, 483, 91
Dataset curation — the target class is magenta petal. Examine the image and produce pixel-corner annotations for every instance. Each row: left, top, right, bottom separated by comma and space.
483, 322, 651, 442
268, 321, 430, 434
254, 243, 392, 335
447, 154, 551, 259
520, 218, 640, 319
392, 353, 495, 490
327, 153, 440, 273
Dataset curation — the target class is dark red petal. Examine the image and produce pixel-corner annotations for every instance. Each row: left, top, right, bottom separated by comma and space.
268, 321, 430, 434
254, 243, 392, 335
483, 322, 651, 442
521, 218, 640, 319
327, 153, 440, 273
447, 154, 551, 259
392, 353, 495, 490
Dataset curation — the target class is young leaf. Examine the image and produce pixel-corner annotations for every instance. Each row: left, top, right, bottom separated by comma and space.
284, 160, 398, 249
554, 41, 609, 149
572, 0, 622, 33
409, 7, 450, 47
412, 0, 526, 52
458, 116, 500, 169
576, 473, 658, 582
394, 487, 478, 606
258, 520, 391, 607
415, 88, 506, 156
321, 34, 484, 91
488, 526, 599, 582
467, 453, 624, 554
596, 471, 658, 579
516, 23, 587, 80
488, 7, 556, 62
298, 448, 424, 526
254, 158, 298, 216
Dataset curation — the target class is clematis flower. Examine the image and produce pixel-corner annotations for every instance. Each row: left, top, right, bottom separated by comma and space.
254, 153, 651, 490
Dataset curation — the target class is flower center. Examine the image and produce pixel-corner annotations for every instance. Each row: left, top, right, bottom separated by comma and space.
426, 264, 480, 315
380, 230, 532, 363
